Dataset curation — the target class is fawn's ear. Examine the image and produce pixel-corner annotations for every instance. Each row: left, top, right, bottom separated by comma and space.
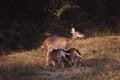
71, 27, 75, 33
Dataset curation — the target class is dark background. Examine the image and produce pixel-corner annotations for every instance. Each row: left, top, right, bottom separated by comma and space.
0, 0, 120, 54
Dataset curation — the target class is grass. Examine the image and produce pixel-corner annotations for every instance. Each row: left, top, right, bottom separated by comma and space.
0, 36, 120, 80
72, 36, 120, 58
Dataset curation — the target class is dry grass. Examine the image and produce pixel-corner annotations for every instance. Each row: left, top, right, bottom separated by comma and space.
72, 36, 120, 59
0, 36, 120, 80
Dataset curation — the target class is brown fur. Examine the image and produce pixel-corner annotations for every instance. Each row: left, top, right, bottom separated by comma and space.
41, 28, 84, 67
49, 49, 72, 68
65, 48, 82, 67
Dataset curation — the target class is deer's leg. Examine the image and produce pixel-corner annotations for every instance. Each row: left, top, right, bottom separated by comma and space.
45, 50, 50, 67
73, 58, 78, 67
60, 59, 65, 68
63, 56, 72, 67
61, 51, 72, 67
51, 60, 55, 66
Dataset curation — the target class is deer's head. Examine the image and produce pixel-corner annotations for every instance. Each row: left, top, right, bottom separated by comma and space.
71, 27, 84, 38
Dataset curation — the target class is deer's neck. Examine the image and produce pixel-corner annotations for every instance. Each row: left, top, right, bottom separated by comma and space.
65, 36, 77, 49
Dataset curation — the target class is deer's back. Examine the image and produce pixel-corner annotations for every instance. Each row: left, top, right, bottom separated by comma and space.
42, 36, 70, 49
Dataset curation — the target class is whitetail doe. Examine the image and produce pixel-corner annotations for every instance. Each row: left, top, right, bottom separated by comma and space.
41, 27, 84, 67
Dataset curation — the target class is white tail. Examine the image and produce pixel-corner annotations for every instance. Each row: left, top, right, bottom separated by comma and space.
41, 27, 84, 67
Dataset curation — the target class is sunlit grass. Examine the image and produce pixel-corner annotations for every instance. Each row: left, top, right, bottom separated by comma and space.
72, 36, 120, 58
0, 36, 120, 80
0, 49, 46, 80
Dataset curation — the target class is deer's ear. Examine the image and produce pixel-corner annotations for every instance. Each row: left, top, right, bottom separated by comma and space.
71, 27, 75, 33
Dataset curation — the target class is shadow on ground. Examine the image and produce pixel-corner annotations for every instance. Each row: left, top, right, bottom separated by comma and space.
0, 57, 119, 80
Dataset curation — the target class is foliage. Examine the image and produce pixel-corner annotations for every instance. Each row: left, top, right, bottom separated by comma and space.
0, 0, 120, 53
